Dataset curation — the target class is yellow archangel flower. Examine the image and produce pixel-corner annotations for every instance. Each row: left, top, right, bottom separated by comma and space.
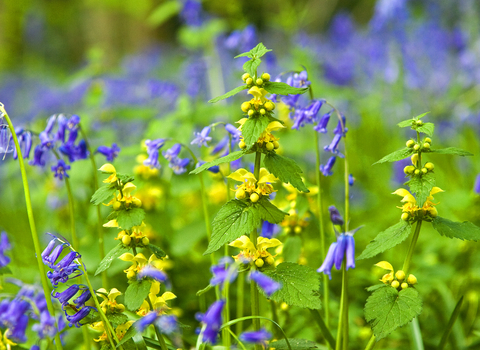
99, 163, 117, 183
375, 261, 395, 284
136, 281, 177, 316
90, 320, 135, 342
248, 86, 269, 105
257, 121, 285, 145
393, 187, 443, 216
229, 235, 282, 264
97, 288, 125, 313
228, 168, 277, 196
0, 329, 17, 349
118, 253, 163, 279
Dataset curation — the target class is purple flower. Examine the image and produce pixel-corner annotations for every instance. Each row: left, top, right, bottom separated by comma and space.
42, 241, 65, 268
156, 315, 179, 335
260, 221, 280, 239
324, 134, 344, 158
97, 143, 121, 162
51, 159, 71, 180
320, 156, 336, 176
169, 157, 190, 175
144, 138, 166, 169
52, 285, 80, 306
137, 266, 168, 283
136, 311, 159, 332
180, 0, 204, 27
0, 124, 13, 154
474, 174, 480, 194
9, 314, 29, 342
225, 123, 241, 142
163, 143, 182, 162
12, 128, 32, 160
191, 126, 212, 148
32, 311, 57, 339
239, 328, 272, 345
210, 257, 237, 289
314, 110, 333, 134
65, 306, 95, 328
249, 270, 281, 297
202, 299, 225, 344
333, 114, 348, 136
196, 160, 220, 174
328, 206, 344, 226
29, 145, 49, 167
0, 232, 11, 268
349, 174, 355, 186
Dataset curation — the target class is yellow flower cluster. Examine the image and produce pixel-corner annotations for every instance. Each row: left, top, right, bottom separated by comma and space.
100, 164, 142, 210
119, 253, 163, 280
97, 288, 125, 314
114, 222, 151, 246
393, 186, 443, 220
90, 320, 134, 343
375, 261, 417, 290
136, 281, 176, 317
229, 235, 282, 267
228, 168, 277, 202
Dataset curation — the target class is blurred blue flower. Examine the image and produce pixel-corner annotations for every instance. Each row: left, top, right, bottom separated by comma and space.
144, 138, 166, 169
239, 328, 272, 346
260, 221, 280, 239
180, 0, 204, 27
136, 311, 159, 332
0, 232, 11, 268
475, 174, 480, 194
32, 311, 57, 339
12, 128, 32, 160
210, 257, 237, 289
320, 156, 336, 176
169, 157, 190, 175
97, 143, 120, 162
328, 206, 344, 226
249, 270, 281, 297
196, 160, 220, 174
191, 126, 212, 148
51, 159, 70, 180
202, 299, 225, 344
163, 143, 182, 162
137, 266, 168, 283
156, 315, 179, 335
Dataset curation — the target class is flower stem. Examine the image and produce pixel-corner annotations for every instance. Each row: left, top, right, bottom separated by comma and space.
235, 273, 245, 335
335, 262, 348, 350
1, 105, 64, 350
364, 335, 376, 350
309, 309, 336, 349
64, 177, 80, 249
402, 220, 423, 275
147, 298, 169, 350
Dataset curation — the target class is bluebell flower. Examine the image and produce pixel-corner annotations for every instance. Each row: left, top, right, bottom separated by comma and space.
39, 130, 55, 149
239, 328, 272, 346
29, 145, 48, 167
169, 157, 190, 175
191, 126, 212, 148
136, 311, 159, 332
328, 206, 344, 226
249, 271, 281, 297
474, 174, 480, 194
52, 284, 80, 307
291, 108, 308, 130
1, 299, 30, 327
0, 231, 11, 268
333, 114, 348, 136
317, 227, 362, 279
31, 346, 40, 350
202, 299, 225, 344
349, 174, 355, 186
32, 311, 57, 339
260, 221, 280, 239
225, 123, 241, 142
137, 266, 168, 283
42, 238, 83, 286
97, 143, 120, 162
58, 139, 88, 162
210, 257, 237, 289
73, 288, 92, 308
314, 110, 333, 134
144, 138, 165, 169
51, 159, 70, 180
196, 160, 220, 174
0, 124, 13, 154
211, 136, 229, 155
42, 241, 65, 268
9, 314, 29, 342
180, 0, 204, 27
65, 306, 95, 328
12, 128, 33, 160
156, 315, 179, 335
320, 156, 336, 176
163, 143, 182, 162
324, 134, 344, 158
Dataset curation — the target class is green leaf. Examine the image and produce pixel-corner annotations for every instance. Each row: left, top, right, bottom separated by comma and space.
366, 284, 387, 292
264, 153, 309, 192
283, 236, 302, 263
243, 59, 261, 77
124, 280, 152, 311
132, 334, 148, 350
189, 151, 245, 175
95, 243, 131, 276
116, 208, 146, 230
397, 119, 414, 128
235, 42, 272, 59
263, 262, 321, 309
116, 173, 135, 184
414, 111, 430, 120
373, 148, 414, 165
146, 0, 181, 27
0, 266, 12, 275
365, 286, 423, 340
107, 313, 128, 327
116, 325, 137, 347
358, 221, 412, 260
204, 199, 260, 255
148, 244, 166, 259
417, 122, 435, 136
405, 172, 435, 207
429, 147, 473, 157
208, 85, 248, 103
263, 81, 309, 96
256, 196, 288, 224
241, 115, 269, 147
432, 216, 480, 241
269, 339, 318, 350
91, 185, 116, 205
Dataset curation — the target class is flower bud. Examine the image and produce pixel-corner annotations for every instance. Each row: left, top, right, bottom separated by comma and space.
239, 140, 246, 149
117, 304, 125, 312
236, 188, 246, 199
294, 226, 302, 234
425, 137, 432, 144
256, 78, 263, 85
406, 140, 415, 148
242, 73, 250, 82
266, 142, 274, 151
284, 227, 291, 234
428, 206, 438, 217
266, 256, 275, 265
126, 270, 136, 279
423, 143, 430, 149
413, 144, 420, 151
241, 102, 251, 113
391, 280, 400, 289
248, 110, 254, 117
421, 168, 428, 174
122, 235, 131, 246
280, 302, 288, 310
407, 274, 417, 285
261, 73, 270, 81
414, 169, 420, 175
260, 109, 266, 115
113, 201, 122, 211
401, 213, 409, 221
395, 270, 405, 281
411, 154, 419, 166
264, 101, 274, 111
425, 162, 434, 171
246, 78, 253, 85
401, 282, 409, 289
250, 193, 260, 203
273, 141, 280, 149
404, 166, 415, 174
132, 197, 142, 207
142, 237, 150, 245
255, 259, 264, 268
99, 163, 116, 173
416, 120, 423, 126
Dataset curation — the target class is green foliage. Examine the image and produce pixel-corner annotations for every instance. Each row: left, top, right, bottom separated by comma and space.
146, 0, 181, 27
117, 208, 146, 230
282, 236, 302, 262
364, 286, 423, 340
116, 174, 135, 184
95, 243, 131, 276
417, 123, 435, 136
358, 221, 412, 260
148, 244, 166, 259
0, 266, 12, 275
125, 280, 152, 311
429, 147, 473, 156
235, 43, 272, 59
242, 115, 270, 147
116, 325, 138, 347
256, 196, 288, 224
269, 339, 318, 350
189, 151, 245, 174
91, 184, 116, 205
373, 148, 414, 164
208, 85, 248, 103
432, 216, 480, 241
405, 172, 435, 207
264, 153, 309, 192
263, 81, 309, 96
243, 60, 261, 78
107, 312, 128, 327
397, 112, 430, 127
263, 262, 321, 309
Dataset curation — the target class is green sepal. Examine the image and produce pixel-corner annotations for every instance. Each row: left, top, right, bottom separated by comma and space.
95, 243, 131, 276
429, 147, 473, 157
242, 115, 270, 147
264, 153, 309, 192
107, 313, 128, 328
365, 285, 423, 340
432, 216, 480, 241
148, 244, 166, 259
234, 42, 272, 59
405, 171, 435, 207
373, 147, 414, 165
91, 184, 116, 205
263, 81, 309, 96
116, 325, 137, 347
116, 208, 146, 230
208, 85, 248, 103
124, 279, 152, 311
282, 236, 302, 263
358, 220, 412, 260
189, 151, 245, 175
269, 339, 319, 350
262, 262, 321, 309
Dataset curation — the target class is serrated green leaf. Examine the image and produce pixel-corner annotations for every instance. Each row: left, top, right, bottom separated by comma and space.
235, 43, 272, 59
91, 185, 116, 205
189, 151, 245, 175
95, 243, 131, 276
405, 172, 435, 207
263, 262, 321, 309
366, 284, 387, 292
270, 339, 318, 350
398, 119, 414, 128
358, 221, 412, 260
125, 280, 152, 311
0, 266, 12, 275
242, 116, 269, 147
204, 199, 260, 255
282, 236, 302, 263
432, 216, 480, 241
263, 81, 309, 96
416, 122, 435, 136
116, 208, 146, 230
429, 147, 473, 157
107, 313, 128, 327
116, 173, 135, 184
365, 286, 423, 340
264, 153, 309, 192
243, 59, 261, 77
256, 196, 288, 224
414, 111, 430, 120
373, 148, 414, 165
146, 0, 181, 27
148, 244, 166, 259
208, 85, 248, 103
116, 325, 138, 347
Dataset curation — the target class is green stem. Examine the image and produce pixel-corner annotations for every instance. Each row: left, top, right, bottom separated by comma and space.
271, 301, 281, 338
236, 273, 245, 335
438, 296, 464, 350
147, 298, 169, 350
402, 220, 423, 275
335, 262, 348, 350
409, 317, 424, 350
222, 268, 231, 349
227, 328, 247, 350
309, 309, 336, 349
64, 177, 79, 249
364, 335, 376, 350
79, 125, 108, 289
1, 105, 64, 350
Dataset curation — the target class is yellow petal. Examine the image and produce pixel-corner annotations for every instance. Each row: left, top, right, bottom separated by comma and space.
123, 182, 137, 195
257, 237, 282, 250
228, 168, 256, 183
266, 121, 285, 132
118, 253, 135, 262
411, 154, 418, 167
99, 163, 116, 173
375, 261, 394, 272
103, 219, 119, 228
108, 288, 122, 301
133, 253, 148, 265
429, 187, 444, 196
229, 235, 252, 250
161, 291, 177, 301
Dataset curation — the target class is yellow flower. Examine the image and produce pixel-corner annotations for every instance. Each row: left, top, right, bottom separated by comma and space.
91, 321, 134, 342
103, 219, 119, 228
248, 86, 269, 104
0, 329, 17, 349
375, 261, 394, 284
392, 187, 443, 216
119, 253, 164, 279
97, 288, 125, 313
229, 235, 282, 264
228, 168, 277, 197
99, 163, 117, 183
136, 281, 177, 316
